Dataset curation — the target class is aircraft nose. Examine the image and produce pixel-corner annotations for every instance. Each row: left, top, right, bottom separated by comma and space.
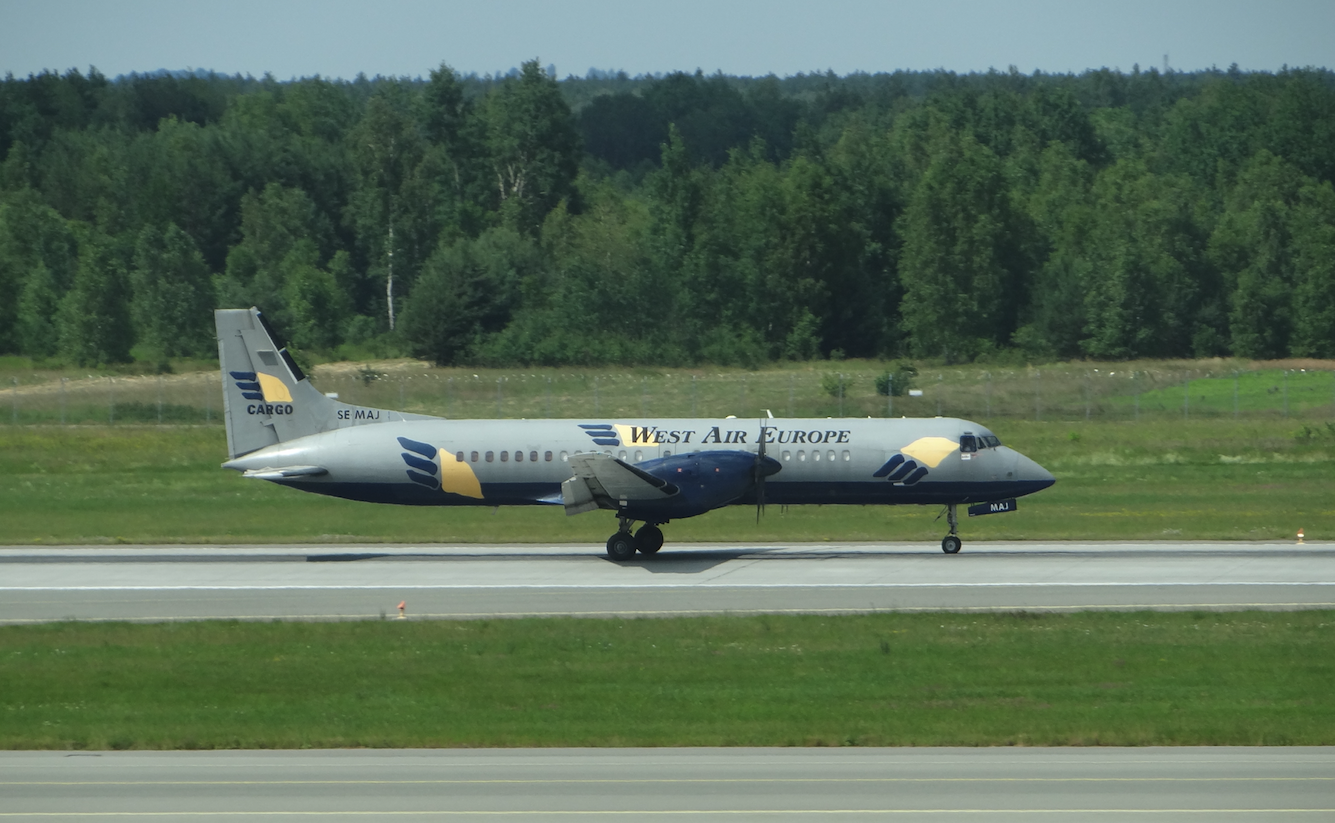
1013, 451, 1055, 493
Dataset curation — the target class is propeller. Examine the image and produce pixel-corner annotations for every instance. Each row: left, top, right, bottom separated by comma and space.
753, 420, 782, 522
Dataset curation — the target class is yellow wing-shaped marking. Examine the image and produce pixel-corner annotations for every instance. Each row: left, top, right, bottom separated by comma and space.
257, 372, 293, 403
438, 448, 484, 499
900, 436, 958, 468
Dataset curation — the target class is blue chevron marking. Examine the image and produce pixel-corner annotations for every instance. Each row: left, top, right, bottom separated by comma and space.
405, 470, 439, 489
902, 467, 929, 485
873, 454, 905, 478
400, 453, 438, 475
397, 436, 436, 459
885, 460, 917, 483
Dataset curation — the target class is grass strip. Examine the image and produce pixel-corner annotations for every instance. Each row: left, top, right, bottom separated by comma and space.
2, 611, 1332, 749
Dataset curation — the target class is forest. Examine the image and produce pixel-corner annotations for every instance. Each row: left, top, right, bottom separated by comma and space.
0, 60, 1333, 368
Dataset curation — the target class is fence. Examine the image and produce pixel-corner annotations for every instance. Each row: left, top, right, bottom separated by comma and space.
4, 365, 1334, 426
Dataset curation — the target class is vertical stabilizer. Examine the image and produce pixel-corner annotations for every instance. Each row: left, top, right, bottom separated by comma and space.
216, 308, 438, 459
215, 308, 324, 457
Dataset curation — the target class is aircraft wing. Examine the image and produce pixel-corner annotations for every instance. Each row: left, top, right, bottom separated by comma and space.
562, 453, 679, 516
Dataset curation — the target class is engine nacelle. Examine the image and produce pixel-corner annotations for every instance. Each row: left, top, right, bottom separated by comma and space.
623, 450, 781, 521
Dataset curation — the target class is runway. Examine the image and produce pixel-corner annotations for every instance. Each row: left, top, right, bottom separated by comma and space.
1, 541, 1332, 623
2, 747, 1332, 820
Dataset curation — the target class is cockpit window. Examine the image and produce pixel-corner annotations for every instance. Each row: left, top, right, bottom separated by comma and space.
982, 435, 1001, 448
960, 434, 978, 453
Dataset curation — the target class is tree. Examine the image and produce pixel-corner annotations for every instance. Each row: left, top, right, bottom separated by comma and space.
16, 262, 60, 357
127, 116, 239, 270
280, 241, 351, 351
130, 222, 215, 359
400, 228, 534, 365
1210, 151, 1307, 359
1013, 142, 1097, 359
419, 63, 489, 241
346, 88, 428, 330
1289, 180, 1335, 357
221, 183, 334, 314
1080, 161, 1210, 359
481, 59, 581, 233
897, 131, 1019, 362
57, 230, 133, 366
0, 190, 78, 355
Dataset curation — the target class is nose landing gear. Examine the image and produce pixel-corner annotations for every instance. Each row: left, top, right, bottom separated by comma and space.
941, 503, 962, 554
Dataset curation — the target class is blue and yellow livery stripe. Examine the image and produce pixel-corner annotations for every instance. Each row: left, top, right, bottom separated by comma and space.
397, 436, 483, 499
231, 370, 293, 403
871, 437, 957, 486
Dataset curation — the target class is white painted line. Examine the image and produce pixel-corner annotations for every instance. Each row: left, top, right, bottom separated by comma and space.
2, 582, 1334, 592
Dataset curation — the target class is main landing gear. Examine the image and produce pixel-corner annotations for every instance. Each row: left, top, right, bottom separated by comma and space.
605, 516, 665, 561
941, 503, 962, 554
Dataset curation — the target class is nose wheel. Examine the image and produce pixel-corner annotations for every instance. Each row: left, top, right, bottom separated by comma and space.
941, 503, 962, 554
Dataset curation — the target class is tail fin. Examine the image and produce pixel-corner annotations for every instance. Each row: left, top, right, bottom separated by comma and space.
215, 307, 433, 459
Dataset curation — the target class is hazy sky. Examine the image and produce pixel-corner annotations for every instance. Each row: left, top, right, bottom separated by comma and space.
2, 0, 1331, 81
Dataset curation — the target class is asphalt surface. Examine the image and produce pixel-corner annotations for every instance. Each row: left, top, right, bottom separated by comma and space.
2, 747, 1331, 820
1, 541, 1331, 623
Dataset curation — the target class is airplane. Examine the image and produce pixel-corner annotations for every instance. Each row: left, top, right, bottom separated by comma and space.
216, 307, 1055, 558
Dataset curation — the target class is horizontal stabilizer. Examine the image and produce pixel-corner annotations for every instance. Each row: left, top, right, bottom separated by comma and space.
236, 465, 328, 480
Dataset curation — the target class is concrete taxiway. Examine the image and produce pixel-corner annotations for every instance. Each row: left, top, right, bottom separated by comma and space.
2, 747, 1332, 820
1, 541, 1331, 623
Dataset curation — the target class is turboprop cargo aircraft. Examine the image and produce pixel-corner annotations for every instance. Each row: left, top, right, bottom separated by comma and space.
217, 308, 1054, 559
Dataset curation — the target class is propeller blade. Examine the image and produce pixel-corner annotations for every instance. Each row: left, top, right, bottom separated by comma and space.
755, 421, 769, 522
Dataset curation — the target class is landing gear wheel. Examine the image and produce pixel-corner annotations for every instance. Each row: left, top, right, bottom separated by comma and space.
940, 503, 962, 554
606, 532, 637, 561
635, 525, 664, 555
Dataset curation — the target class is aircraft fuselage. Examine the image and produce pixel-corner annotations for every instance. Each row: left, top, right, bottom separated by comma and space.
223, 416, 1053, 513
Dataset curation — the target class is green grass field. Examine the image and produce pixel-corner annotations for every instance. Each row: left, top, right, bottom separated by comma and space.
4, 355, 1333, 424
1, 416, 1331, 544
2, 612, 1330, 749
2, 362, 1331, 752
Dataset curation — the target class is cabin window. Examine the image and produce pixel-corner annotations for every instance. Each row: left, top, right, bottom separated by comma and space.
544, 451, 553, 462
813, 450, 822, 462
560, 451, 568, 462
634, 450, 643, 462
455, 451, 464, 463
470, 451, 479, 463
619, 450, 627, 460
782, 450, 791, 462
663, 450, 671, 457
500, 451, 508, 462
485, 451, 494, 463
514, 450, 523, 462
530, 451, 538, 462
798, 451, 806, 462
842, 450, 851, 462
